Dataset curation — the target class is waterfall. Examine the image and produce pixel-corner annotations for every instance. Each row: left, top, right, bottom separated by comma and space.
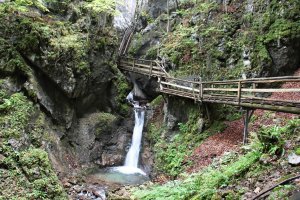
113, 92, 146, 175
114, 0, 136, 29
124, 105, 145, 167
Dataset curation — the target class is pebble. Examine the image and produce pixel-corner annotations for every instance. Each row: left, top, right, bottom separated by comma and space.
288, 153, 300, 165
0, 154, 6, 162
254, 187, 261, 194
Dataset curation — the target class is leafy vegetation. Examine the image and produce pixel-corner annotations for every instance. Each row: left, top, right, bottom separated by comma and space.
133, 119, 300, 199
148, 0, 300, 79
147, 106, 226, 177
133, 151, 260, 200
0, 89, 67, 199
258, 119, 300, 155
84, 0, 121, 15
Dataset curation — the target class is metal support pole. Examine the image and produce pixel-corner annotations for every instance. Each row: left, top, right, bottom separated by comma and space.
243, 108, 254, 144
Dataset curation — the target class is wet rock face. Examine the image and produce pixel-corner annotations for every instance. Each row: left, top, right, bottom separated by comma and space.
129, 72, 160, 100
65, 112, 134, 166
163, 96, 194, 130
267, 38, 300, 76
145, 0, 177, 19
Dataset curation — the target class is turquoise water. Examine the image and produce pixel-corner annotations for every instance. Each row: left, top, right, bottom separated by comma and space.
87, 167, 149, 185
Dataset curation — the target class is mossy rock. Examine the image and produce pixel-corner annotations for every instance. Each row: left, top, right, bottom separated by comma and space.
95, 112, 118, 137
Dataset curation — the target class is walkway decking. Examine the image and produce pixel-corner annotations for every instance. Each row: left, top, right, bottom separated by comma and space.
118, 56, 300, 114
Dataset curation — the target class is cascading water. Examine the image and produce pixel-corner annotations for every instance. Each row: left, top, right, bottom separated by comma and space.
113, 92, 146, 175
124, 104, 145, 168
88, 91, 148, 185
114, 0, 136, 29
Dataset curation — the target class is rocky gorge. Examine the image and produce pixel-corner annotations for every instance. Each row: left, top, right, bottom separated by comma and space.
0, 0, 299, 199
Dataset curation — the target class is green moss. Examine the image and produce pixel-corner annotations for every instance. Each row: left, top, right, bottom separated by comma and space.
156, 0, 300, 80
128, 32, 144, 56
150, 95, 164, 106
0, 91, 34, 138
0, 90, 67, 199
294, 147, 300, 156
268, 185, 296, 200
0, 38, 30, 75
114, 72, 130, 115
95, 112, 117, 137
0, 147, 67, 199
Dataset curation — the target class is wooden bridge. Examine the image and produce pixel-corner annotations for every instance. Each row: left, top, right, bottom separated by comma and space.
118, 56, 300, 143
119, 57, 300, 114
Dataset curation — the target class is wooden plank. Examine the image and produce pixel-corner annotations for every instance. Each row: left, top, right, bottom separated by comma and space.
160, 81, 200, 92
203, 76, 300, 84
119, 66, 165, 76
241, 96, 300, 104
120, 61, 161, 70
165, 76, 200, 84
204, 88, 239, 92
241, 88, 300, 93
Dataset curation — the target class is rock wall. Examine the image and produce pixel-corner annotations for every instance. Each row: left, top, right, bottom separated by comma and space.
0, 0, 139, 183
130, 0, 300, 78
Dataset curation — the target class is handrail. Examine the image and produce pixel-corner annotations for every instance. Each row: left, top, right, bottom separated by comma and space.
118, 57, 300, 114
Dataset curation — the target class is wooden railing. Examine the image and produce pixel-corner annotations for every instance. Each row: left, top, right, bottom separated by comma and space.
118, 57, 170, 78
118, 57, 300, 114
160, 76, 300, 114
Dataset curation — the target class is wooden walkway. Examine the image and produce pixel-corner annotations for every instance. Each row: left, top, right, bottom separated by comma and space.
118, 57, 300, 114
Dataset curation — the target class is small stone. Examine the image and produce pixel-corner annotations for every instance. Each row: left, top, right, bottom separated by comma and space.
73, 185, 82, 193
8, 139, 22, 150
0, 154, 6, 162
62, 180, 72, 188
288, 153, 300, 165
68, 176, 78, 185
92, 188, 106, 199
254, 187, 261, 194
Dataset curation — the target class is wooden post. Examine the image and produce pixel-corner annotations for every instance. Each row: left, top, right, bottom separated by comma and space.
252, 83, 256, 97
200, 82, 203, 100
132, 59, 135, 71
237, 81, 241, 105
191, 83, 196, 101
159, 76, 163, 91
149, 61, 153, 78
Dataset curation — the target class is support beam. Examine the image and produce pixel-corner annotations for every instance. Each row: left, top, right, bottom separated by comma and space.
243, 109, 255, 144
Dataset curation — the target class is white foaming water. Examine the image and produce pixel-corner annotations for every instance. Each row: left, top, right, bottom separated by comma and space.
114, 92, 146, 175
114, 0, 136, 29
126, 91, 134, 103
124, 106, 145, 168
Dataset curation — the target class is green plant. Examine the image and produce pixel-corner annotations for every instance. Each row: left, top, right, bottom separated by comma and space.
295, 147, 300, 156
258, 119, 300, 155
133, 151, 260, 200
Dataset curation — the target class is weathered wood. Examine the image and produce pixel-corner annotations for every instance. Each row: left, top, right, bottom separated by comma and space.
241, 88, 300, 93
204, 88, 239, 92
161, 81, 200, 92
119, 66, 165, 76
118, 57, 300, 114
149, 62, 153, 78
203, 76, 300, 84
238, 81, 241, 105
120, 61, 161, 70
